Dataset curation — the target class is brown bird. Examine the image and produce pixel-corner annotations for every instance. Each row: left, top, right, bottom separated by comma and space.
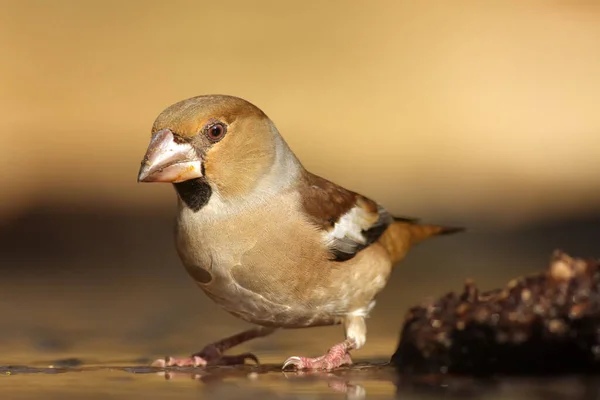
137, 95, 463, 370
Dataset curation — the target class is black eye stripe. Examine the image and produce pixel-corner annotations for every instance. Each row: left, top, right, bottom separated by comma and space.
171, 133, 189, 144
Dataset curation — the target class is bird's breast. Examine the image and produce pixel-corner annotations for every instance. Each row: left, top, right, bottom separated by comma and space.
173, 193, 392, 328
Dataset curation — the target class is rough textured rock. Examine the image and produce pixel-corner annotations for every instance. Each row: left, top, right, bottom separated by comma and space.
392, 250, 600, 376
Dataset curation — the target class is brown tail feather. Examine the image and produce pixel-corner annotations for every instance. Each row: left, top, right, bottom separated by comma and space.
378, 221, 464, 265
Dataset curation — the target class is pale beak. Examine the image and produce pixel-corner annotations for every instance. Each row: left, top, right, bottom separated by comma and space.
137, 128, 203, 183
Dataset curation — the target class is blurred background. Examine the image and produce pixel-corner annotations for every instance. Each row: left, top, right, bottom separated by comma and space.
1, 0, 599, 392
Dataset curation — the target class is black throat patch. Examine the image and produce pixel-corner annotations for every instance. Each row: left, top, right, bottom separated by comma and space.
173, 178, 212, 212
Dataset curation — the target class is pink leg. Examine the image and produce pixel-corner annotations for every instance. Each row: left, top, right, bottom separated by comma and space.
282, 340, 354, 371
151, 326, 276, 368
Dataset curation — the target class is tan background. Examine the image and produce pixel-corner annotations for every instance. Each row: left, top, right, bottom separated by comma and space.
2, 0, 600, 228
0, 3, 599, 397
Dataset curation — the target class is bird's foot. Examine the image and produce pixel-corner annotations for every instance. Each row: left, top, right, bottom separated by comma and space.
282, 342, 353, 371
151, 355, 207, 368
151, 350, 259, 368
150, 327, 275, 368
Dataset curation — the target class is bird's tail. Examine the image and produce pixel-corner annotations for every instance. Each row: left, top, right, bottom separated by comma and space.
378, 218, 464, 265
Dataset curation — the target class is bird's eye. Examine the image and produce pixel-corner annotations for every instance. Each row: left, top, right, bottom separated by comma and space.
206, 122, 227, 142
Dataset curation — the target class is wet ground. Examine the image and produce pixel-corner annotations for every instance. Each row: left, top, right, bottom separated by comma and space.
2, 207, 600, 398
6, 361, 600, 399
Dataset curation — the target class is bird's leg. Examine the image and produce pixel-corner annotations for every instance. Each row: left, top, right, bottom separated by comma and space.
283, 315, 366, 371
152, 326, 276, 368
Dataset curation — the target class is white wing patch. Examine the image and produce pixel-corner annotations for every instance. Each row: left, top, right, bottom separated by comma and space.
322, 203, 389, 259
326, 205, 373, 245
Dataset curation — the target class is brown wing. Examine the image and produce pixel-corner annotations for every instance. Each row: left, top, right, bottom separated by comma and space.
298, 172, 396, 261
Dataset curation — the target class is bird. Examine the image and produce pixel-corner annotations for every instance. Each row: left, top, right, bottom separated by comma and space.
137, 94, 463, 371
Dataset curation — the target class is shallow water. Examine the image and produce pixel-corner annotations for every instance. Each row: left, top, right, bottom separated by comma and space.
3, 363, 393, 400
5, 362, 600, 400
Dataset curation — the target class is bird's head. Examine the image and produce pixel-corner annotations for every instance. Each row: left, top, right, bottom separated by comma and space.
138, 95, 285, 209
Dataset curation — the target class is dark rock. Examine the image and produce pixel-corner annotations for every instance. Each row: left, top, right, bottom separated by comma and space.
392, 250, 600, 376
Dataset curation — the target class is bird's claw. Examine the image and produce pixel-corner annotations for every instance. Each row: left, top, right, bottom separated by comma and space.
282, 356, 304, 370
151, 355, 207, 368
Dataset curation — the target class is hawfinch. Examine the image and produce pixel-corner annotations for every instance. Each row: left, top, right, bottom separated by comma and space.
137, 95, 463, 371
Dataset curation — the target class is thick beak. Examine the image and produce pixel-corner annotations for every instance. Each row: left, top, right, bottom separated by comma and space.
137, 129, 203, 183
